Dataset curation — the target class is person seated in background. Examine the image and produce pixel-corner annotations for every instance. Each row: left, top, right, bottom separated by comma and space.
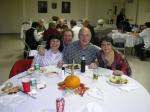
82, 19, 96, 44
131, 22, 150, 60
25, 21, 43, 50
90, 36, 131, 76
77, 19, 83, 27
38, 19, 47, 32
52, 16, 59, 23
123, 19, 131, 32
32, 34, 63, 67
62, 27, 100, 65
62, 29, 74, 53
43, 21, 61, 41
56, 18, 68, 32
70, 19, 81, 41
94, 19, 105, 31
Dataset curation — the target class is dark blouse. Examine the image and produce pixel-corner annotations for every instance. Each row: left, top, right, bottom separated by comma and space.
97, 50, 131, 76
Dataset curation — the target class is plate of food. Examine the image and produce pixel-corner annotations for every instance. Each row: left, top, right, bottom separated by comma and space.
41, 66, 60, 77
64, 64, 80, 70
107, 75, 128, 86
27, 67, 47, 74
0, 82, 21, 95
43, 70, 59, 77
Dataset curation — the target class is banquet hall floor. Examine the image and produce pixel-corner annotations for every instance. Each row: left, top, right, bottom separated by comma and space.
0, 33, 150, 93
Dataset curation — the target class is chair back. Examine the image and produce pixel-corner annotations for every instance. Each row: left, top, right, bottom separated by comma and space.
113, 37, 126, 54
9, 59, 32, 78
21, 22, 31, 39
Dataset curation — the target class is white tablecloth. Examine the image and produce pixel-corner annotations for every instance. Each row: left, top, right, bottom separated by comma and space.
0, 66, 150, 112
108, 32, 142, 47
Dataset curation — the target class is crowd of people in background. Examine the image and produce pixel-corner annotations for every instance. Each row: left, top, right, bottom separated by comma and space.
23, 13, 150, 76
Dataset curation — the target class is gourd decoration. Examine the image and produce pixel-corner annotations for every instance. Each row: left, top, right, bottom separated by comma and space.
64, 61, 80, 89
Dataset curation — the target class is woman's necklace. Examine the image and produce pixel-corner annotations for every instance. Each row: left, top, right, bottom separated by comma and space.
105, 51, 114, 66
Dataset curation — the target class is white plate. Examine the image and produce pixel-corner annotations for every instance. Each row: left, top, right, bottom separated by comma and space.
64, 64, 80, 70
27, 67, 47, 74
43, 71, 59, 77
40, 66, 60, 77
27, 66, 60, 77
106, 76, 128, 86
0, 82, 20, 95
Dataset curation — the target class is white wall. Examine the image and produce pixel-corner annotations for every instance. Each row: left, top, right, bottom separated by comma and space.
125, 0, 150, 25
0, 0, 86, 33
0, 0, 124, 33
88, 0, 113, 25
125, 0, 137, 24
137, 0, 150, 25
0, 0, 150, 33
0, 0, 22, 33
24, 0, 86, 25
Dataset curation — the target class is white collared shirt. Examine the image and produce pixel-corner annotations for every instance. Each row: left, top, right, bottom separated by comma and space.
139, 28, 150, 48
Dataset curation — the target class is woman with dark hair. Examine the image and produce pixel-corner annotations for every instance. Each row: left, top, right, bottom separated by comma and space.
32, 34, 63, 67
90, 36, 131, 76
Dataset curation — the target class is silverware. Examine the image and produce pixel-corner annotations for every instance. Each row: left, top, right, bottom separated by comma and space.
20, 90, 36, 99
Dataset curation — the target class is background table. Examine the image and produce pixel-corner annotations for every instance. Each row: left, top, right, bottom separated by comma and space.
108, 31, 142, 47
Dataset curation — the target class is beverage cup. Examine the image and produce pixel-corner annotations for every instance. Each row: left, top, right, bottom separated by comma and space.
30, 78, 37, 89
93, 68, 99, 80
34, 64, 40, 70
22, 78, 30, 93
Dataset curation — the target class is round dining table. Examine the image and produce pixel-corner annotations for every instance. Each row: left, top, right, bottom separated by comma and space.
0, 66, 150, 112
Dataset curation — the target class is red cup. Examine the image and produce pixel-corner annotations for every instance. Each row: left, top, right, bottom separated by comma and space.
22, 78, 30, 93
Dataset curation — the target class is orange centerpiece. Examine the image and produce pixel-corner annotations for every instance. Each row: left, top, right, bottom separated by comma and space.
64, 75, 80, 89
64, 61, 80, 89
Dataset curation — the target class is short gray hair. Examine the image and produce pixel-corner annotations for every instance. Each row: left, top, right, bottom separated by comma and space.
78, 27, 91, 39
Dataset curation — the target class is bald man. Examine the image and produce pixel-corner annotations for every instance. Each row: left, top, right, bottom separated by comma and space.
63, 27, 100, 64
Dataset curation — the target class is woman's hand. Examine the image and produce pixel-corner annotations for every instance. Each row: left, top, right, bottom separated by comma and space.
57, 60, 64, 68
37, 45, 45, 56
113, 70, 124, 76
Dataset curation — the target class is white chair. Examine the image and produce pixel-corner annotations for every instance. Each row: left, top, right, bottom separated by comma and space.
22, 37, 31, 58
21, 22, 31, 39
20, 22, 31, 58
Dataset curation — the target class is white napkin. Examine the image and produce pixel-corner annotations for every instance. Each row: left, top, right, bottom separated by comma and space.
87, 87, 104, 100
81, 102, 103, 112
120, 82, 139, 92
29, 50, 38, 57
0, 94, 27, 107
